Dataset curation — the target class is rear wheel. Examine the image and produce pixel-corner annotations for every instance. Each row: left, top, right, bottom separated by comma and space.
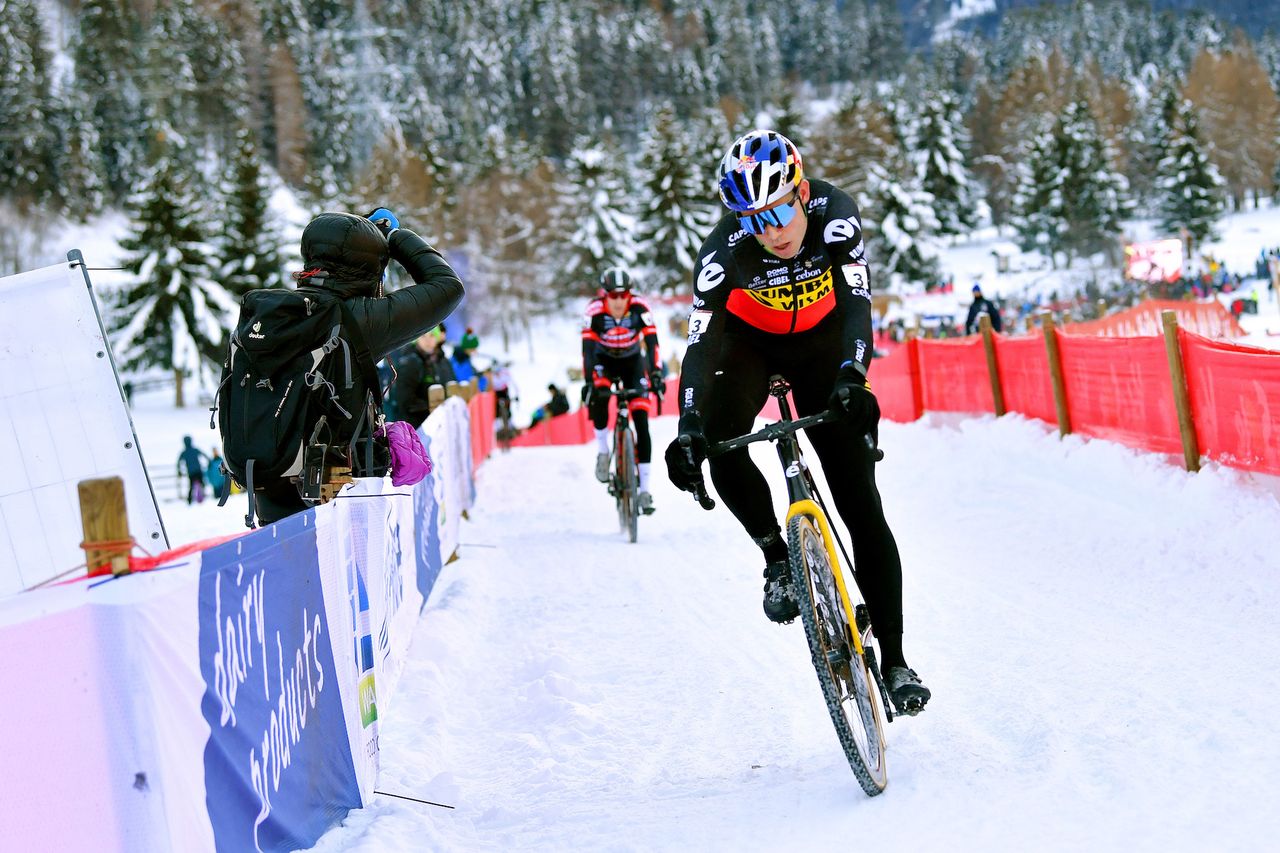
787, 513, 888, 796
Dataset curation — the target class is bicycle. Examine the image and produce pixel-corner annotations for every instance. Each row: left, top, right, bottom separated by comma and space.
680, 375, 895, 796
605, 381, 658, 543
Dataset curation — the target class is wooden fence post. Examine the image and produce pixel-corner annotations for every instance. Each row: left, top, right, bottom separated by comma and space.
979, 314, 1006, 417
428, 384, 446, 409
78, 476, 131, 577
1161, 310, 1201, 473
1042, 314, 1072, 437
443, 380, 460, 399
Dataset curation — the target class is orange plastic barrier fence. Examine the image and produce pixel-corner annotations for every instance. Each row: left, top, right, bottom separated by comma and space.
472, 315, 1280, 479
868, 315, 1280, 476
917, 335, 996, 415
994, 333, 1056, 425
872, 341, 922, 423
1056, 331, 1183, 455
469, 390, 496, 469
1181, 331, 1280, 476
1069, 299, 1244, 338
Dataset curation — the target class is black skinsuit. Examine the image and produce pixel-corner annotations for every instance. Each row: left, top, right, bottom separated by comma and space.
677, 178, 906, 649
582, 294, 659, 464
256, 218, 464, 523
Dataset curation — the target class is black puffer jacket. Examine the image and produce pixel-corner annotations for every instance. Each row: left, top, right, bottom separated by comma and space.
298, 212, 464, 360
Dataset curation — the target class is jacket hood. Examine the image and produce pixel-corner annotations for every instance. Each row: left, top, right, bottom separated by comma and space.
300, 212, 389, 297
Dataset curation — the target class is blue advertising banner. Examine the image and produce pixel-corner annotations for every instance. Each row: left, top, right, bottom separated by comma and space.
198, 510, 361, 852
414, 433, 444, 600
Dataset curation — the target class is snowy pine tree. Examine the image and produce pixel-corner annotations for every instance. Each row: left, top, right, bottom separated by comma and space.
634, 106, 716, 295
863, 161, 942, 289
0, 0, 56, 208
911, 90, 976, 236
1054, 100, 1130, 263
49, 77, 107, 217
218, 125, 286, 297
1157, 99, 1225, 250
1011, 102, 1128, 265
114, 143, 236, 407
562, 136, 636, 290
1010, 125, 1063, 262
73, 0, 146, 202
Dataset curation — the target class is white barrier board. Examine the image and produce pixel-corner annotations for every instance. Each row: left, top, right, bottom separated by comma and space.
0, 253, 166, 594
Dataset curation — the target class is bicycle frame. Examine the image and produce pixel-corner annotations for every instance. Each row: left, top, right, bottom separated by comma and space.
758, 387, 867, 658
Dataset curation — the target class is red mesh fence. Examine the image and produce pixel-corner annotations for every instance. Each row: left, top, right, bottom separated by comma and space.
481, 315, 1280, 479
1056, 331, 1183, 455
1181, 331, 1280, 476
872, 341, 922, 423
1069, 299, 1244, 338
995, 333, 1057, 425
917, 336, 994, 414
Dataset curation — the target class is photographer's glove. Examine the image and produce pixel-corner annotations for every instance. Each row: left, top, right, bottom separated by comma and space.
366, 207, 400, 238
664, 412, 708, 493
828, 362, 880, 433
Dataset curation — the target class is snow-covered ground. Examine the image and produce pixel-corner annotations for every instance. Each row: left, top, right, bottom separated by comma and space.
40, 199, 1280, 850
293, 413, 1280, 851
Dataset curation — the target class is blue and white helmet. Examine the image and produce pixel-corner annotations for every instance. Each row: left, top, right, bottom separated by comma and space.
717, 129, 804, 213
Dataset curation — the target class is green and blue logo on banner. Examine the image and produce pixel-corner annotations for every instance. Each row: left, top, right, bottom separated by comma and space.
198, 510, 360, 853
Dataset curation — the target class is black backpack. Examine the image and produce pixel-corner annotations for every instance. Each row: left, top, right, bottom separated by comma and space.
215, 286, 388, 526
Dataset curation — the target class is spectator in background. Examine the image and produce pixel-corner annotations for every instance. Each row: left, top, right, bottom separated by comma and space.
451, 328, 480, 382
490, 360, 517, 418
529, 383, 571, 429
206, 448, 227, 502
965, 284, 1003, 335
177, 436, 210, 505
391, 326, 457, 429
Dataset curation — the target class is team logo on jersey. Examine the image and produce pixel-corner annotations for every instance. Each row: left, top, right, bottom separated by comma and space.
739, 270, 833, 312
824, 218, 860, 244
727, 228, 749, 247
696, 253, 725, 292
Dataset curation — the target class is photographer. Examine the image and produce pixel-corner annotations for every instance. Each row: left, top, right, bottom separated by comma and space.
248, 208, 464, 525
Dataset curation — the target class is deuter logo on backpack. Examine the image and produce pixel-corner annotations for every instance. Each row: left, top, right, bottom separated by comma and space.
215, 287, 388, 524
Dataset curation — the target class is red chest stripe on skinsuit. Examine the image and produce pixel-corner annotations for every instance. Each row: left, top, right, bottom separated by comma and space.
726, 269, 836, 334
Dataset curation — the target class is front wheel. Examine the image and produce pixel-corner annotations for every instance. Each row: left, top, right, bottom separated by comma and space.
617, 428, 638, 543
788, 513, 888, 796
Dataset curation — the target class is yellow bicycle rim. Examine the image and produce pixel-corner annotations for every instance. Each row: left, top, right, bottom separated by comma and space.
785, 498, 862, 654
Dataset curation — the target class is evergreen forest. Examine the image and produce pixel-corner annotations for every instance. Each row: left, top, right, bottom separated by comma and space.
1, 0, 1278, 386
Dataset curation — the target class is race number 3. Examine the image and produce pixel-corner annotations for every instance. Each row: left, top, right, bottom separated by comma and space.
842, 263, 870, 298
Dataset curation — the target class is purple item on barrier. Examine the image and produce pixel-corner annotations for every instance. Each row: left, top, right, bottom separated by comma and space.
379, 421, 432, 486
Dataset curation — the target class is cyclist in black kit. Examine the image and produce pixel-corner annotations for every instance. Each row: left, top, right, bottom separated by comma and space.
583, 267, 662, 514
664, 129, 929, 713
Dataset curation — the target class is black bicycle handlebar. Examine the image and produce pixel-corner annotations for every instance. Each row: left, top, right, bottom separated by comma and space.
681, 409, 886, 511
706, 409, 839, 458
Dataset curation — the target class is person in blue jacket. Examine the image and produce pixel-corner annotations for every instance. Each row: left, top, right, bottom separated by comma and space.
177, 436, 210, 504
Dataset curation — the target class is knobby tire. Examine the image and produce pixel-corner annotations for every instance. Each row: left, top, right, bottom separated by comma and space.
787, 514, 888, 796
621, 429, 638, 543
